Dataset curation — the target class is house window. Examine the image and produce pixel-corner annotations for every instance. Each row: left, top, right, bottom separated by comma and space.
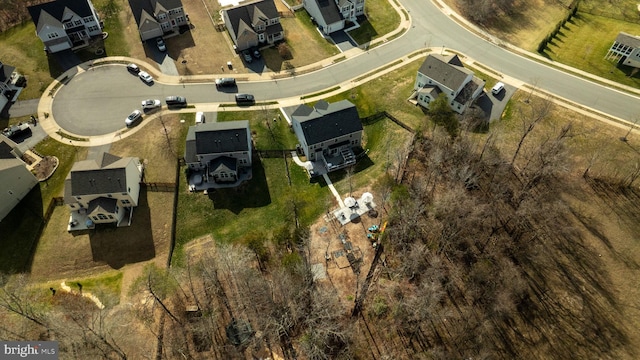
88, 25, 99, 32
47, 33, 59, 39
176, 16, 185, 23
158, 13, 167, 20
74, 20, 82, 26
122, 199, 131, 205
83, 16, 94, 23
108, 215, 114, 219
93, 216, 99, 221
97, 214, 108, 220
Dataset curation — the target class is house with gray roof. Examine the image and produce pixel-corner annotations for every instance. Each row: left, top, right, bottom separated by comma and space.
0, 135, 38, 223
0, 61, 25, 114
27, 0, 102, 53
222, 0, 284, 52
605, 32, 640, 69
412, 54, 485, 114
303, 0, 344, 35
127, 0, 187, 42
64, 152, 144, 231
185, 121, 253, 191
291, 100, 362, 175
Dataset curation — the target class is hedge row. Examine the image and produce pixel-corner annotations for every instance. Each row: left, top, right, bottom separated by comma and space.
538, 5, 579, 53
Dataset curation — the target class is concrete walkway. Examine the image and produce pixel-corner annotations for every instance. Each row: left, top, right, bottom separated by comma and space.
322, 173, 345, 208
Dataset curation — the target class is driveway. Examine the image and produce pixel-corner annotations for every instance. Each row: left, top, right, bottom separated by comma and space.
330, 30, 358, 52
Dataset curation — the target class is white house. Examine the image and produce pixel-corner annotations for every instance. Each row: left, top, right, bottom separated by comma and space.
128, 0, 188, 42
605, 32, 640, 69
64, 152, 144, 230
0, 135, 39, 222
291, 100, 363, 175
412, 54, 485, 114
184, 121, 253, 190
304, 0, 345, 35
27, 0, 102, 53
222, 0, 284, 52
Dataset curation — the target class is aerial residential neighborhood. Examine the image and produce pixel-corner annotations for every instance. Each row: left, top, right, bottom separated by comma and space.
1, 0, 640, 358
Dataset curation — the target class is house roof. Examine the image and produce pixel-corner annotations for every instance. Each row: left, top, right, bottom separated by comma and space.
87, 197, 117, 215
453, 76, 484, 105
0, 135, 19, 160
128, 0, 156, 29
68, 152, 138, 196
185, 121, 250, 162
292, 100, 363, 145
418, 54, 473, 92
0, 62, 15, 84
312, 0, 343, 25
224, 0, 279, 38
28, 0, 94, 29
211, 156, 238, 173
615, 32, 640, 49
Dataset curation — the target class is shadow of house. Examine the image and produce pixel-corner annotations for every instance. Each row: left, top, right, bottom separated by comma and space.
0, 135, 39, 223
88, 187, 155, 269
206, 156, 270, 214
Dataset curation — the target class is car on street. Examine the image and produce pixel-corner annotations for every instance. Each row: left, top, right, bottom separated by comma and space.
125, 110, 142, 127
139, 71, 153, 84
235, 93, 255, 105
242, 50, 253, 63
141, 99, 161, 110
156, 38, 166, 52
215, 77, 236, 88
165, 96, 187, 107
126, 63, 140, 74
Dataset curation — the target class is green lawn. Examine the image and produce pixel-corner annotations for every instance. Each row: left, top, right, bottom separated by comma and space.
217, 110, 299, 150
348, 0, 401, 45
544, 13, 640, 88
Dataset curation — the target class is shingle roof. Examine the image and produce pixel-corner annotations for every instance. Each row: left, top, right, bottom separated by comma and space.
68, 152, 136, 196
615, 32, 640, 49
224, 0, 279, 39
0, 62, 15, 84
28, 0, 94, 28
418, 54, 473, 92
292, 100, 362, 146
313, 0, 343, 25
185, 121, 250, 162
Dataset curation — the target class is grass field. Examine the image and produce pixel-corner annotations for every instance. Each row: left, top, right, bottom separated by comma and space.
348, 0, 401, 45
217, 109, 299, 150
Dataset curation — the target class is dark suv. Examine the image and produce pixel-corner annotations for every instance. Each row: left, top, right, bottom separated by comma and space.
215, 78, 236, 88
235, 94, 255, 105
165, 96, 187, 107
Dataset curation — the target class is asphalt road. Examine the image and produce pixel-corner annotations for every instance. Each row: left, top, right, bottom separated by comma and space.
52, 0, 640, 137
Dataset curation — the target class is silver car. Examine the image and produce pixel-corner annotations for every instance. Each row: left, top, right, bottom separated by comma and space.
141, 99, 161, 110
125, 110, 142, 127
138, 71, 153, 84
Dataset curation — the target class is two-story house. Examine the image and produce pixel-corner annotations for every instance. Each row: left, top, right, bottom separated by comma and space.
303, 0, 364, 35
605, 32, 640, 69
0, 135, 39, 223
64, 152, 144, 230
291, 100, 363, 175
128, 0, 187, 42
27, 0, 102, 54
0, 61, 25, 114
222, 0, 284, 52
412, 54, 485, 114
184, 121, 253, 191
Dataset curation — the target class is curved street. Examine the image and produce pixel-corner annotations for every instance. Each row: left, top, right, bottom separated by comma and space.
44, 0, 640, 142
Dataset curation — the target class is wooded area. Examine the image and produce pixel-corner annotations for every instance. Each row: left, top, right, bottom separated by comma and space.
0, 1, 49, 33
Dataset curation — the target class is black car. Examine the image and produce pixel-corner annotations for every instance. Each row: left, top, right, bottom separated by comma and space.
242, 50, 253, 63
235, 93, 255, 105
215, 77, 236, 88
126, 63, 140, 74
166, 96, 187, 107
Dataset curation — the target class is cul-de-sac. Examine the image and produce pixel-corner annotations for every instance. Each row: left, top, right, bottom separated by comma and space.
2, 0, 640, 358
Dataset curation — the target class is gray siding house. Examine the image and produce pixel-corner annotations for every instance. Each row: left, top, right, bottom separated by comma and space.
185, 121, 253, 190
64, 152, 144, 230
412, 54, 485, 114
291, 100, 363, 175
27, 0, 102, 53
0, 135, 38, 222
222, 0, 284, 52
605, 32, 640, 69
128, 0, 187, 41
303, 0, 344, 35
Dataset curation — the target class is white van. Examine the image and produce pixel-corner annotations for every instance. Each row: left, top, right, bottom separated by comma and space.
195, 112, 205, 124
491, 82, 505, 95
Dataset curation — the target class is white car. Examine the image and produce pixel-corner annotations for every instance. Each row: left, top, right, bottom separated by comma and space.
491, 82, 505, 95
138, 71, 153, 84
141, 99, 161, 110
125, 110, 142, 127
156, 38, 166, 52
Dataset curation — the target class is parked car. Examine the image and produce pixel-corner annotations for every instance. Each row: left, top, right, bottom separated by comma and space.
235, 93, 255, 105
2, 123, 30, 139
242, 50, 253, 63
165, 96, 187, 107
253, 49, 261, 59
156, 38, 166, 52
139, 71, 153, 84
491, 82, 505, 95
196, 112, 205, 124
125, 110, 142, 127
215, 77, 236, 88
126, 63, 140, 74
141, 99, 161, 110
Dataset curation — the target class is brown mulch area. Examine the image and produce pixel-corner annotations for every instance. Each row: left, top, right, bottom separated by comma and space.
32, 156, 58, 181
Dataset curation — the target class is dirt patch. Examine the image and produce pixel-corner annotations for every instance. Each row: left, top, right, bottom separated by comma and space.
309, 189, 384, 310
31, 156, 58, 181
